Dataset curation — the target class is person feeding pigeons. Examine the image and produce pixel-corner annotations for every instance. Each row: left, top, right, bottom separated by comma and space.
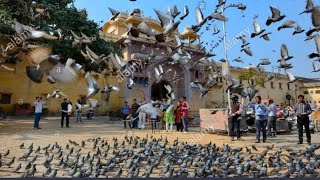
229, 95, 244, 141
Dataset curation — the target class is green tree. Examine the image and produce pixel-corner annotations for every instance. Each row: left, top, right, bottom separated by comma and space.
238, 68, 265, 87
0, 0, 120, 72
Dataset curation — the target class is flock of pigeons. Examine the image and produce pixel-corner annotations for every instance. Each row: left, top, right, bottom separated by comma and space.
1, 1, 320, 111
0, 135, 320, 178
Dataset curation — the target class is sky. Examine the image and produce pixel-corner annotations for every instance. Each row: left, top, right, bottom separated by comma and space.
74, 0, 319, 78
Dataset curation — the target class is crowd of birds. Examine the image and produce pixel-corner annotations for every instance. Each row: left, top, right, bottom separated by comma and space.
1, 0, 320, 114
0, 135, 320, 178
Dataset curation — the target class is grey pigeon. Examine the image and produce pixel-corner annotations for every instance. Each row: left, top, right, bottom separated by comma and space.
306, 6, 320, 36
309, 34, 320, 58
12, 163, 22, 173
266, 6, 286, 26
293, 25, 305, 35
108, 7, 120, 21
241, 47, 253, 56
48, 169, 57, 178
278, 20, 296, 31
300, 0, 314, 15
6, 157, 15, 167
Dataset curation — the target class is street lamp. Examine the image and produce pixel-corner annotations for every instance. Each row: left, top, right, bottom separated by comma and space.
219, 1, 246, 110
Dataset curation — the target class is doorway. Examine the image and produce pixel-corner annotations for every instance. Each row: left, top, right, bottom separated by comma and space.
151, 81, 170, 101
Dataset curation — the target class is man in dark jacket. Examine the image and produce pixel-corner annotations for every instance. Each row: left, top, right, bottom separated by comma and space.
61, 98, 70, 128
294, 95, 312, 145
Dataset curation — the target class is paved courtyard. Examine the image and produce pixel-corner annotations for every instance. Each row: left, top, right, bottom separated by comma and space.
0, 116, 319, 177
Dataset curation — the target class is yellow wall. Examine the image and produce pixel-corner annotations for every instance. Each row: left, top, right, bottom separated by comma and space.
0, 59, 126, 115
300, 87, 320, 104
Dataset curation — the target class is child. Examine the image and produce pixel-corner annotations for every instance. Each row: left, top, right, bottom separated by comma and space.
165, 104, 174, 132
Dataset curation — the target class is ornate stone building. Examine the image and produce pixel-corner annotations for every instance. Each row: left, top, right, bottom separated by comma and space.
0, 10, 317, 116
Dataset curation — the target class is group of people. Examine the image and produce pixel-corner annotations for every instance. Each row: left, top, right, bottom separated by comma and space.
229, 94, 313, 145
33, 97, 94, 129
121, 96, 190, 133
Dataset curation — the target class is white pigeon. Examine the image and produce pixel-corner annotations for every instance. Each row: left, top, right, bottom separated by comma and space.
153, 8, 181, 35
136, 103, 162, 116
47, 89, 67, 99
48, 58, 79, 84
312, 61, 320, 72
285, 69, 298, 84
251, 19, 266, 38
85, 73, 100, 99
101, 85, 120, 93
127, 78, 135, 89
88, 98, 101, 109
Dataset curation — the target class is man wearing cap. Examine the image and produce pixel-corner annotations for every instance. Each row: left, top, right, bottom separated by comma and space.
229, 95, 243, 141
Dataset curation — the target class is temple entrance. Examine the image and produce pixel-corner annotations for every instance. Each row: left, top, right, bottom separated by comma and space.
151, 80, 170, 101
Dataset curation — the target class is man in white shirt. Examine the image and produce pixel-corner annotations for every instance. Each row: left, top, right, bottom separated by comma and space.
34, 97, 44, 129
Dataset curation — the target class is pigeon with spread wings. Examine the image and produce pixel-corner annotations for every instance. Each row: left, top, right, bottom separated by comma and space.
85, 73, 100, 99
308, 34, 320, 59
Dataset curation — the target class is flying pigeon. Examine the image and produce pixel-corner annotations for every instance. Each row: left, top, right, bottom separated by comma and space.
179, 5, 189, 20
241, 47, 253, 56
308, 34, 320, 58
293, 25, 305, 35
300, 0, 314, 15
47, 89, 67, 99
306, 6, 320, 36
278, 20, 296, 31
266, 7, 286, 26
312, 61, 320, 72
251, 19, 266, 38
85, 73, 100, 99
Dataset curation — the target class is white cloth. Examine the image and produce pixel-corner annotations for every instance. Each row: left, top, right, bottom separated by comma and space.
166, 121, 173, 131
150, 112, 158, 119
67, 104, 72, 113
138, 111, 146, 129
34, 101, 43, 113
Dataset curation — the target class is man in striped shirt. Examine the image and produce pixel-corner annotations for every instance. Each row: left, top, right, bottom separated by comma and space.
294, 95, 312, 145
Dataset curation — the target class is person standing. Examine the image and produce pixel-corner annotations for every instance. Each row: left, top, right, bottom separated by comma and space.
121, 101, 131, 129
175, 101, 183, 132
75, 99, 83, 123
131, 99, 140, 129
61, 99, 70, 128
165, 103, 174, 132
294, 95, 312, 145
138, 98, 147, 129
34, 97, 45, 129
267, 99, 277, 138
252, 96, 269, 143
229, 95, 243, 141
181, 96, 189, 133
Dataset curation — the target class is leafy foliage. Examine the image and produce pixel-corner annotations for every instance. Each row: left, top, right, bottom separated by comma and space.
0, 0, 121, 72
238, 68, 265, 87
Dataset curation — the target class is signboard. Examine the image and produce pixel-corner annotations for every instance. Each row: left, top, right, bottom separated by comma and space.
200, 108, 229, 132
222, 61, 230, 76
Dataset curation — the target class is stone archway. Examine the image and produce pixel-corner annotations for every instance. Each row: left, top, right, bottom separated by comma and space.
151, 80, 170, 101
147, 60, 190, 101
